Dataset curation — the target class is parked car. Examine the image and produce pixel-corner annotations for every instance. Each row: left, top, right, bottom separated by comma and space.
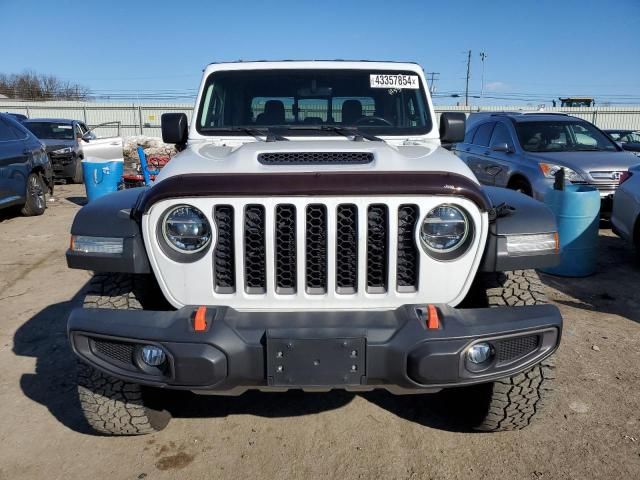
66, 60, 562, 436
0, 113, 53, 216
4, 112, 28, 123
611, 164, 640, 252
453, 112, 640, 213
22, 118, 124, 184
604, 129, 640, 156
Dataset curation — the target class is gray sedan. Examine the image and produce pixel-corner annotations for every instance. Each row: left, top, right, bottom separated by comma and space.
611, 164, 640, 251
453, 113, 639, 213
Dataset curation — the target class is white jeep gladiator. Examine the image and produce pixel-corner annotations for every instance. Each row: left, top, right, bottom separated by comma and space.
66, 61, 562, 435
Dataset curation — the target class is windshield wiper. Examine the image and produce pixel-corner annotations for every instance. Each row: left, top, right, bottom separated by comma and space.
281, 125, 384, 142
200, 127, 288, 142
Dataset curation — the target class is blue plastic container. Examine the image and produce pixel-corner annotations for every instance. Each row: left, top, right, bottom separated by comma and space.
541, 184, 600, 277
82, 158, 124, 202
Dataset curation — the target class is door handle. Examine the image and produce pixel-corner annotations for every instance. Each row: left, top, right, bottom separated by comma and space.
22, 149, 32, 155
465, 147, 471, 152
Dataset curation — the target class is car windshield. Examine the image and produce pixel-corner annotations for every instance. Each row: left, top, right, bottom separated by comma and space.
620, 132, 640, 143
196, 69, 432, 136
24, 122, 75, 140
515, 121, 618, 152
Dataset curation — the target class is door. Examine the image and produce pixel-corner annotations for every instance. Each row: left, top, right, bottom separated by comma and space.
486, 122, 516, 187
466, 122, 495, 185
0, 118, 28, 205
79, 122, 124, 160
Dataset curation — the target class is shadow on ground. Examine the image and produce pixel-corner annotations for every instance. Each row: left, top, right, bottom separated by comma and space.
65, 196, 87, 207
539, 230, 640, 324
13, 284, 479, 435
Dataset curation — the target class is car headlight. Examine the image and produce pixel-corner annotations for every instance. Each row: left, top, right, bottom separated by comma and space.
52, 147, 73, 155
419, 204, 472, 259
538, 163, 584, 182
162, 205, 212, 254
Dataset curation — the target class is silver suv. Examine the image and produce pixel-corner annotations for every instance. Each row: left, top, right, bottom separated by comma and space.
453, 112, 639, 212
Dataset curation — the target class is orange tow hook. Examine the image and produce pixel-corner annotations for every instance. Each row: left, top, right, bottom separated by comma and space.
193, 306, 208, 332
426, 304, 440, 330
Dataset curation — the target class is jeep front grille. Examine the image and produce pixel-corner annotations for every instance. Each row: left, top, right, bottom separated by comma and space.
211, 201, 421, 296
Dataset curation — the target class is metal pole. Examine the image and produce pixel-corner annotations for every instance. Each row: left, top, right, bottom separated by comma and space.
465, 50, 471, 107
138, 104, 143, 135
479, 52, 487, 102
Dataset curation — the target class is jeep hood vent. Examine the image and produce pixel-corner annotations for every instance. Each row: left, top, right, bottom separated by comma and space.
258, 152, 373, 166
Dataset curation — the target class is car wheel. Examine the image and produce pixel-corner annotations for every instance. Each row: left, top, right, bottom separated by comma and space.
76, 273, 172, 435
457, 270, 557, 431
21, 173, 47, 216
71, 158, 84, 184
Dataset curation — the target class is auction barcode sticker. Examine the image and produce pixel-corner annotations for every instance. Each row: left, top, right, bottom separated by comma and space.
370, 74, 419, 89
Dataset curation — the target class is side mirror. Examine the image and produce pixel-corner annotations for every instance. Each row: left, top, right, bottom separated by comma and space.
491, 143, 513, 153
161, 113, 188, 145
439, 112, 466, 144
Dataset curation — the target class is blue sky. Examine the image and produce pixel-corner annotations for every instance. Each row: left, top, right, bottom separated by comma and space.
1, 0, 639, 105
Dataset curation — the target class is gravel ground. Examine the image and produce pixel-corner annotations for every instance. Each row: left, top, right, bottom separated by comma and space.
0, 184, 638, 480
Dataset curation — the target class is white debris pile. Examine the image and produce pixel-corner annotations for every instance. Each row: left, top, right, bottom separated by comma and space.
123, 135, 177, 162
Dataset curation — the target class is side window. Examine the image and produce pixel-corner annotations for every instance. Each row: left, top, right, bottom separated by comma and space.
489, 123, 513, 147
0, 119, 18, 141
472, 122, 495, 146
75, 123, 83, 138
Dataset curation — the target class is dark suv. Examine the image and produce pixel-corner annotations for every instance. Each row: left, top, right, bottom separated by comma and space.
0, 113, 53, 216
453, 113, 639, 212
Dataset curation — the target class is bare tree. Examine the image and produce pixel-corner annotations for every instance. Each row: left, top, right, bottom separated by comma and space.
0, 70, 90, 100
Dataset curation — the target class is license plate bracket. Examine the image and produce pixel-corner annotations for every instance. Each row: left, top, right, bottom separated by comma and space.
266, 336, 366, 387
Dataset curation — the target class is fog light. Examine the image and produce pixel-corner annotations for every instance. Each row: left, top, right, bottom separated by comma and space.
141, 345, 166, 366
467, 342, 492, 364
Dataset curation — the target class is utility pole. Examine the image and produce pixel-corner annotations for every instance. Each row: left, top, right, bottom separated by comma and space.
479, 52, 487, 102
465, 50, 471, 107
426, 72, 440, 94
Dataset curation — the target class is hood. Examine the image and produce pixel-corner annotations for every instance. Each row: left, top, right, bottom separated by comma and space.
526, 150, 640, 178
154, 139, 478, 183
39, 138, 76, 152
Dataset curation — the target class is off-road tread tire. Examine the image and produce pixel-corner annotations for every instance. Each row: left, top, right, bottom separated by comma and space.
77, 363, 170, 435
77, 273, 171, 435
21, 173, 46, 216
473, 356, 556, 431
463, 269, 556, 432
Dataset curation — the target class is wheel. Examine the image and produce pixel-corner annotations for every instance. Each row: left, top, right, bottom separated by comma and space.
508, 177, 532, 196
458, 270, 557, 431
70, 158, 84, 184
21, 173, 46, 216
76, 273, 172, 435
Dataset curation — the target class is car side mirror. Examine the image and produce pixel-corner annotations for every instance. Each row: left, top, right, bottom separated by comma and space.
439, 112, 466, 144
161, 113, 188, 145
491, 143, 513, 153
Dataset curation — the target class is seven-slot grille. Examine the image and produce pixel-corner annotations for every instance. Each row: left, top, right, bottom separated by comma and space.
212, 202, 421, 295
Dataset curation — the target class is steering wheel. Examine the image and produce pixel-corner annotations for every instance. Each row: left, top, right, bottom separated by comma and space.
354, 116, 393, 126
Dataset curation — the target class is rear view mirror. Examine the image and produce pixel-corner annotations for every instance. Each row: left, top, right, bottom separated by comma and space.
491, 143, 513, 153
161, 113, 188, 145
439, 112, 466, 144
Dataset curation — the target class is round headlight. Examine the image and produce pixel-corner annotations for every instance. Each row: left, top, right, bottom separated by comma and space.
420, 204, 470, 256
162, 205, 212, 253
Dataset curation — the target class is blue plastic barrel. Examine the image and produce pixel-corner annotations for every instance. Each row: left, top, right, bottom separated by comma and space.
82, 158, 124, 202
541, 184, 600, 277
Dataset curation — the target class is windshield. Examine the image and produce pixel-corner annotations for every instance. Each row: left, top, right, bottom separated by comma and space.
515, 121, 619, 152
196, 69, 432, 136
24, 122, 75, 140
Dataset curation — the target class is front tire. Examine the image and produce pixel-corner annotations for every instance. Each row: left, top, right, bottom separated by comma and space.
76, 273, 171, 435
460, 270, 557, 431
21, 172, 46, 216
70, 158, 84, 184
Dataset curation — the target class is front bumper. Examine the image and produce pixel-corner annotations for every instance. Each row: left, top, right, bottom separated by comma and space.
68, 304, 562, 395
49, 153, 77, 178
